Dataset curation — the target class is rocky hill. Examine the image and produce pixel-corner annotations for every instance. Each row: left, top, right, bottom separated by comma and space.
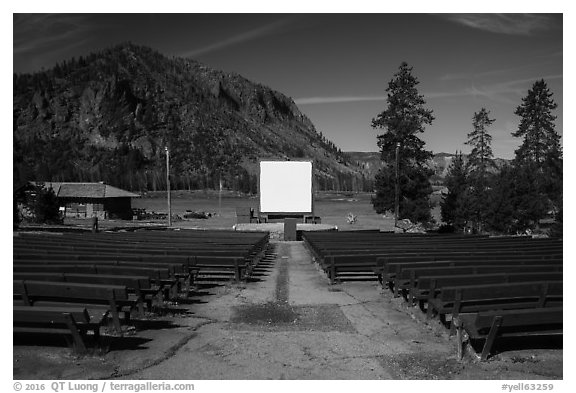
13, 43, 370, 193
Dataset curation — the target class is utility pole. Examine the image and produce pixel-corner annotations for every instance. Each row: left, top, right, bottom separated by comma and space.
165, 146, 171, 227
218, 174, 222, 217
395, 142, 401, 228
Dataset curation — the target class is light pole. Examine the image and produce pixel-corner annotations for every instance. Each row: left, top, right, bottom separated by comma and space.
394, 142, 400, 228
218, 174, 222, 217
165, 146, 171, 227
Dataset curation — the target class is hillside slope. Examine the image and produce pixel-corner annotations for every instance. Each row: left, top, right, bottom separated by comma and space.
13, 43, 369, 193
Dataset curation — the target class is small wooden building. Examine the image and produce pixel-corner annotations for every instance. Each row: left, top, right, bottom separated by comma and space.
39, 182, 140, 220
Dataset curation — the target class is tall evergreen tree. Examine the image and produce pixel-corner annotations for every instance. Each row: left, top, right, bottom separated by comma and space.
466, 108, 495, 177
440, 151, 469, 231
465, 108, 496, 232
513, 80, 561, 165
485, 164, 517, 234
30, 184, 61, 224
512, 79, 562, 230
510, 162, 549, 232
371, 62, 435, 224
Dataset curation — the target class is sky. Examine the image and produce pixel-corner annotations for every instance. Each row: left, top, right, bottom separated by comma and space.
11, 9, 564, 160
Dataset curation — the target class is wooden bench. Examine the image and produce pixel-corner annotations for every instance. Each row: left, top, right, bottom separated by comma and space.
14, 280, 132, 333
193, 256, 250, 282
13, 272, 157, 316
426, 281, 563, 323
377, 253, 561, 282
13, 264, 178, 300
413, 271, 562, 303
394, 264, 562, 299
320, 255, 383, 284
380, 255, 562, 287
453, 307, 563, 360
315, 250, 561, 285
13, 305, 108, 353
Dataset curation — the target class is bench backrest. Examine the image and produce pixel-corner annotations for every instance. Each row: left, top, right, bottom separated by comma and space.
14, 280, 128, 302
328, 250, 562, 266
399, 263, 562, 280
193, 256, 246, 266
474, 307, 563, 329
439, 281, 562, 302
13, 306, 91, 324
13, 264, 170, 279
14, 259, 187, 274
418, 272, 563, 290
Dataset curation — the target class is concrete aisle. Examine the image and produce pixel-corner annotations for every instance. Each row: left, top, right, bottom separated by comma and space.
118, 241, 457, 380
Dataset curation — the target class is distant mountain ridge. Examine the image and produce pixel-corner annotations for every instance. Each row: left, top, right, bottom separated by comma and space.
13, 43, 370, 193
346, 151, 511, 184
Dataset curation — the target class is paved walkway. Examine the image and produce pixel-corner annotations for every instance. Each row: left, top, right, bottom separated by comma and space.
118, 241, 453, 380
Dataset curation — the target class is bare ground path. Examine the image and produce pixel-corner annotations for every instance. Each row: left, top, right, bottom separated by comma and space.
13, 241, 563, 380
109, 241, 446, 379
116, 241, 561, 380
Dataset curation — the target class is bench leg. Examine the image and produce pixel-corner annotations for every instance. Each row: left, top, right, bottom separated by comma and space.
418, 299, 426, 312
157, 288, 165, 305
449, 316, 457, 336
481, 316, 503, 361
183, 274, 192, 299
108, 300, 123, 334
135, 289, 145, 317
454, 318, 464, 360
137, 299, 145, 317
63, 313, 87, 354
233, 258, 241, 282
330, 257, 336, 285
408, 288, 415, 305
450, 296, 463, 336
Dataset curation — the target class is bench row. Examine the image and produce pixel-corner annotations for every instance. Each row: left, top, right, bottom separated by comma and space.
13, 230, 272, 353
303, 232, 563, 359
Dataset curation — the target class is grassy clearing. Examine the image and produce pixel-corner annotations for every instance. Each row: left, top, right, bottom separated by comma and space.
132, 191, 406, 231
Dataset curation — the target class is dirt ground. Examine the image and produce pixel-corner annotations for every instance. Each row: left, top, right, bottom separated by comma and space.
13, 240, 563, 380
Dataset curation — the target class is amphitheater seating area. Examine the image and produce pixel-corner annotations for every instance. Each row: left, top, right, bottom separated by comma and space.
13, 229, 271, 353
303, 231, 563, 360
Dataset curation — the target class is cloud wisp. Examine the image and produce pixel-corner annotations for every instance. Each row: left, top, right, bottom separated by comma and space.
439, 14, 558, 36
294, 95, 388, 105
180, 16, 298, 58
462, 74, 563, 104
14, 14, 94, 56
295, 74, 562, 107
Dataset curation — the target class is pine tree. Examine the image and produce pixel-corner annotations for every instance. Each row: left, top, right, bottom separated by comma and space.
440, 152, 469, 231
465, 108, 495, 233
371, 62, 435, 224
513, 80, 561, 165
512, 79, 562, 230
510, 162, 549, 232
466, 108, 495, 177
31, 185, 61, 224
485, 164, 517, 234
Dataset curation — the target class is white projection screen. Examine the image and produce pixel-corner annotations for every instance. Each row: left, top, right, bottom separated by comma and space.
259, 161, 313, 214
